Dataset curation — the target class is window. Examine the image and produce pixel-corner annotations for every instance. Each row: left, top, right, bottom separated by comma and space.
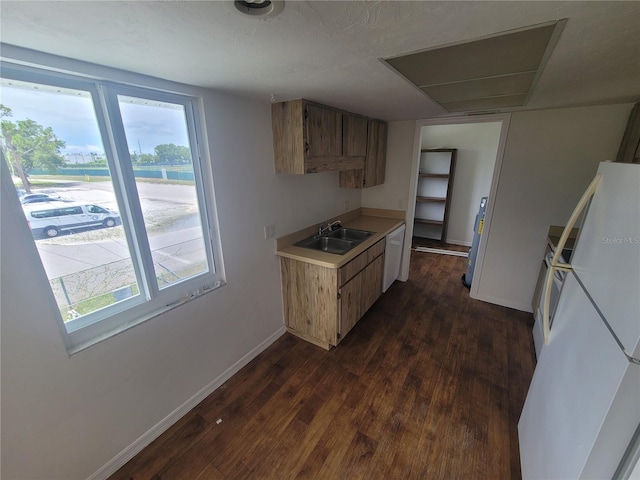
1, 64, 224, 351
87, 205, 107, 214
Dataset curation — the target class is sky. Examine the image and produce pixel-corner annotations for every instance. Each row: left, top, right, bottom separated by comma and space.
0, 80, 190, 162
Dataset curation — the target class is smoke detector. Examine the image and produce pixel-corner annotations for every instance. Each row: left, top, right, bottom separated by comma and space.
234, 0, 284, 18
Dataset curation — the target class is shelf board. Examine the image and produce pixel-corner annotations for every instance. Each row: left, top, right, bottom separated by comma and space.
421, 148, 457, 153
419, 173, 449, 178
414, 218, 444, 226
416, 196, 446, 203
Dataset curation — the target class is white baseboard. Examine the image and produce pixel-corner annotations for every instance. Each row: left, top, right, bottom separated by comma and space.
446, 239, 472, 247
87, 325, 287, 480
471, 292, 533, 313
414, 247, 468, 257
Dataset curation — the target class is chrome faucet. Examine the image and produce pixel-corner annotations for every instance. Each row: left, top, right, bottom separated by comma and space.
329, 220, 342, 231
318, 222, 331, 236
318, 220, 342, 236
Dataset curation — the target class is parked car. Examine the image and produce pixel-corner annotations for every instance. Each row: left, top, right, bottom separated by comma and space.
23, 201, 121, 238
21, 193, 63, 204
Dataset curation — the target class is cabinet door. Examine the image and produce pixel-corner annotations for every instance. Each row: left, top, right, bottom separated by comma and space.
272, 99, 305, 174
339, 119, 387, 188
361, 254, 384, 313
365, 120, 387, 188
339, 254, 384, 340
305, 104, 342, 157
343, 114, 368, 156
280, 257, 338, 347
339, 273, 363, 340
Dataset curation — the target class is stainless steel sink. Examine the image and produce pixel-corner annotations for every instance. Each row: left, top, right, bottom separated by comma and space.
326, 228, 373, 242
300, 236, 356, 254
294, 227, 374, 255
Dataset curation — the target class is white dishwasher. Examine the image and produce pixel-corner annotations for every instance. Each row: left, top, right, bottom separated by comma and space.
383, 223, 406, 292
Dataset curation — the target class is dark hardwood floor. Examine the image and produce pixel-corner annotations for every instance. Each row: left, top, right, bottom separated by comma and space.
111, 251, 536, 480
411, 236, 470, 253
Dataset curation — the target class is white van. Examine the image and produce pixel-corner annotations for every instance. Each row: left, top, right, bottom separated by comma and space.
23, 201, 121, 238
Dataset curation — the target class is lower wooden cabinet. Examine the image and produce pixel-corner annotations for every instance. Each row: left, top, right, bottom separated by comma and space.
339, 255, 383, 339
280, 239, 385, 349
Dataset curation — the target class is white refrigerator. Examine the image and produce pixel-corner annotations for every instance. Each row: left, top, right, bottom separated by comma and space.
518, 162, 640, 479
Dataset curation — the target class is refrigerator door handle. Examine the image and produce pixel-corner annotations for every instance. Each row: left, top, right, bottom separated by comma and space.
542, 173, 602, 344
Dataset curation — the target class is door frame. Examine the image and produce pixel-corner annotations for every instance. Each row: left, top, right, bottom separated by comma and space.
401, 113, 511, 299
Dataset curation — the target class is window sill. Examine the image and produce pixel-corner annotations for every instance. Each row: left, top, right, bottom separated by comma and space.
67, 280, 226, 356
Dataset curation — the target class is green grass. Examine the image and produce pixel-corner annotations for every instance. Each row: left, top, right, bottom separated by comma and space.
27, 174, 195, 186
60, 283, 140, 322
27, 175, 109, 185
59, 263, 209, 322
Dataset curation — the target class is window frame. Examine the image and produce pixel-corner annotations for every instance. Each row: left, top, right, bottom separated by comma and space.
1, 62, 226, 353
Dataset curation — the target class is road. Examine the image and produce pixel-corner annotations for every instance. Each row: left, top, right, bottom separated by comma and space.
31, 180, 207, 286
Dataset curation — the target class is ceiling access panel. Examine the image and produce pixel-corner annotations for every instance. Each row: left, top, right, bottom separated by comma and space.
383, 20, 566, 113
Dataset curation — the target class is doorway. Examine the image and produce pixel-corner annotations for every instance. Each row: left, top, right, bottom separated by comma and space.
403, 114, 511, 299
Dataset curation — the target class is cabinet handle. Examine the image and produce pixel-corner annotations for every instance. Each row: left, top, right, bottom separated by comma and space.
542, 173, 601, 344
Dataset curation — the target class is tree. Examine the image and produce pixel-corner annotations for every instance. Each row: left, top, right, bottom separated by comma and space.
1, 105, 66, 193
138, 153, 157, 164
154, 143, 191, 164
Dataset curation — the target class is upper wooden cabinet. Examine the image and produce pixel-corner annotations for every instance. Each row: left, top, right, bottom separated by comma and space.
271, 99, 386, 181
304, 103, 342, 158
342, 114, 368, 157
339, 119, 387, 189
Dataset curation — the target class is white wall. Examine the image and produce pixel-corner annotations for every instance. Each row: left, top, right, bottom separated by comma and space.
419, 122, 502, 245
363, 103, 633, 313
0, 56, 361, 480
362, 120, 417, 281
476, 103, 633, 311
361, 120, 416, 213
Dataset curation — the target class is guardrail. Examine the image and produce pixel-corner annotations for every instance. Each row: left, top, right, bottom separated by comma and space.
28, 168, 195, 182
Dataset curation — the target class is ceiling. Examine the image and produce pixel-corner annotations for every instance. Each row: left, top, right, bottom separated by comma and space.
1, 1, 639, 121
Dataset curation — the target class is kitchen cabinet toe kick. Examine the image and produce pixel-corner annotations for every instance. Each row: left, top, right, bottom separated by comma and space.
284, 327, 333, 351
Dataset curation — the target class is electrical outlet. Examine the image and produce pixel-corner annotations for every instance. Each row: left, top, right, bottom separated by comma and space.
397, 198, 403, 209
344, 200, 350, 212
264, 224, 276, 239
